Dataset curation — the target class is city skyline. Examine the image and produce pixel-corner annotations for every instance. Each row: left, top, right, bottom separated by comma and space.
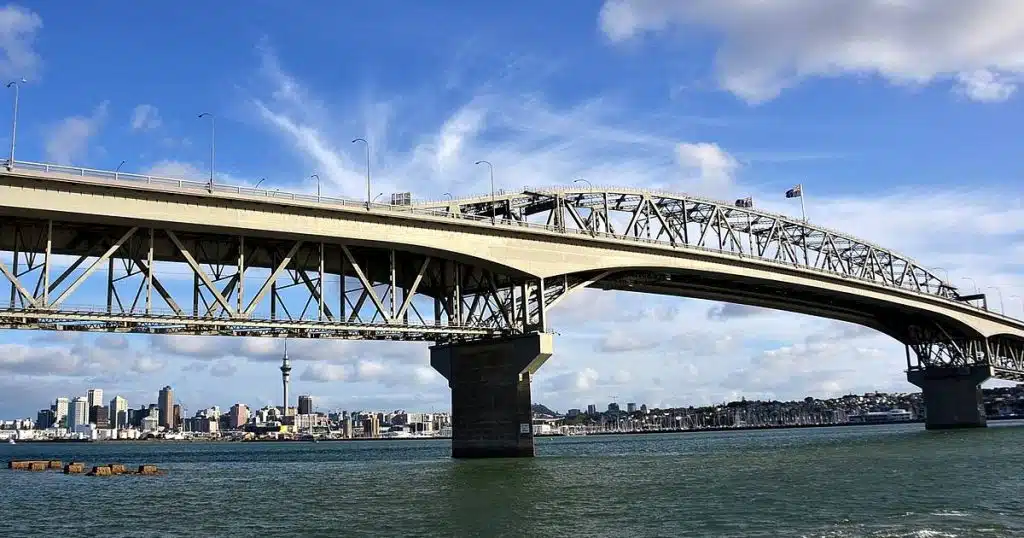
0, 2, 1022, 417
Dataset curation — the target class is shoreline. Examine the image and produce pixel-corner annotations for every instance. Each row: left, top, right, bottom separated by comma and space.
6, 416, 1020, 444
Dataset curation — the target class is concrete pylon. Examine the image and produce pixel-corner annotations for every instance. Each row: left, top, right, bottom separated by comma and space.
907, 365, 991, 429
430, 332, 553, 458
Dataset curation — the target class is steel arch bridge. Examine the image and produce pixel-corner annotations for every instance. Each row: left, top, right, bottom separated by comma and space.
0, 161, 1022, 382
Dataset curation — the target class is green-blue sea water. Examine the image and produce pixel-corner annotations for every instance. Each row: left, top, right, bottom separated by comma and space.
2, 422, 1022, 537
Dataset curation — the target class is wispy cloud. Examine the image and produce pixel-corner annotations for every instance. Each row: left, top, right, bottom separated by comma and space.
130, 104, 162, 131
44, 101, 109, 165
0, 4, 42, 80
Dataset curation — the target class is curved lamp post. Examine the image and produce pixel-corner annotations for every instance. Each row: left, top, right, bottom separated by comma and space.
6, 78, 25, 170
352, 138, 370, 209
198, 112, 215, 192
475, 160, 495, 224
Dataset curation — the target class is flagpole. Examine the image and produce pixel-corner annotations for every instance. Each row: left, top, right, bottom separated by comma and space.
799, 183, 807, 222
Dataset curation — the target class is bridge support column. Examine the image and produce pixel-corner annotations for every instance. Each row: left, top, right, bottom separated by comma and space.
430, 333, 553, 458
907, 365, 991, 430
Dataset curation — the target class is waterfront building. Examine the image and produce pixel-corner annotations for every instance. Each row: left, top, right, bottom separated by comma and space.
90, 405, 109, 428
141, 416, 158, 432
53, 397, 69, 427
36, 408, 54, 429
172, 404, 181, 430
87, 388, 104, 410
298, 395, 313, 415
229, 403, 249, 429
362, 414, 381, 438
109, 396, 128, 429
68, 397, 89, 429
158, 386, 173, 429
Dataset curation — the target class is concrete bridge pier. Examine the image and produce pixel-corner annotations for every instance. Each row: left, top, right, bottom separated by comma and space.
430, 333, 553, 458
907, 365, 991, 429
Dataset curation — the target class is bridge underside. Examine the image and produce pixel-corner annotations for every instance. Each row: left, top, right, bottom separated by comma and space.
0, 217, 548, 340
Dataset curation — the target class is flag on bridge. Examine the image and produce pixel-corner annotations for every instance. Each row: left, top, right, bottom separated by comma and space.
785, 184, 803, 198
735, 197, 753, 208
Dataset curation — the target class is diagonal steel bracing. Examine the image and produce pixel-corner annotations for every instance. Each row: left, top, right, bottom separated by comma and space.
0, 218, 552, 341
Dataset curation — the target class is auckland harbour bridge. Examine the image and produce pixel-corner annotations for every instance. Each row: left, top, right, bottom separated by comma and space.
1, 160, 1023, 458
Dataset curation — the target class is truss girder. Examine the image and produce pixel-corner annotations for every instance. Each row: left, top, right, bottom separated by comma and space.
0, 218, 561, 341
425, 189, 960, 301
905, 323, 1024, 381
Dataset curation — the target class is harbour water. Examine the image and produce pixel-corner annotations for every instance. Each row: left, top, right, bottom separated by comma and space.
3, 422, 1023, 537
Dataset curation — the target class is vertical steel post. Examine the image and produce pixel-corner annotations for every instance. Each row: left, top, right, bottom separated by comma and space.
389, 249, 397, 320
237, 236, 245, 316
318, 242, 325, 321
42, 220, 51, 307
107, 257, 115, 313
339, 247, 346, 322
146, 228, 154, 314
9, 225, 18, 308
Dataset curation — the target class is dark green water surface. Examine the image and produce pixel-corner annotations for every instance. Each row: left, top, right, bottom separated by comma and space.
2, 422, 1022, 537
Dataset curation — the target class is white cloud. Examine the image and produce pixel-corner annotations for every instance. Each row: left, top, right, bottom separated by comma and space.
130, 104, 162, 131
248, 46, 735, 200
145, 159, 204, 179
599, 0, 1024, 103
301, 363, 347, 383
44, 101, 109, 165
954, 69, 1017, 102
0, 4, 41, 80
676, 142, 739, 188
131, 356, 165, 374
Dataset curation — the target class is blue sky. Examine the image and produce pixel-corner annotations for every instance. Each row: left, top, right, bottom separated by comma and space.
1, 1, 1023, 418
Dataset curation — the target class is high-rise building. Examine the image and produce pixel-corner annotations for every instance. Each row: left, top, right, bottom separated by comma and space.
587, 404, 597, 416
87, 388, 104, 410
298, 395, 313, 415
68, 397, 89, 429
362, 414, 380, 438
91, 405, 109, 428
280, 340, 292, 417
627, 402, 637, 413
36, 409, 55, 429
172, 404, 181, 431
109, 396, 128, 429
53, 397, 69, 427
158, 386, 174, 429
229, 403, 249, 429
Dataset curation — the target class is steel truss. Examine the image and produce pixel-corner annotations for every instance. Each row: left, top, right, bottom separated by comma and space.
0, 218, 558, 341
422, 189, 962, 301
906, 323, 1024, 381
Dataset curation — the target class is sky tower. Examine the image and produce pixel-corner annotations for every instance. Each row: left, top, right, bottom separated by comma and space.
280, 339, 291, 417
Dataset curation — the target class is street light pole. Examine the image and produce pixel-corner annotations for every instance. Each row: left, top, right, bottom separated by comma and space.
929, 267, 949, 288
311, 174, 320, 201
115, 160, 125, 179
352, 138, 370, 209
475, 160, 495, 224
986, 286, 1005, 314
198, 112, 215, 192
254, 177, 266, 189
6, 78, 25, 170
961, 276, 978, 293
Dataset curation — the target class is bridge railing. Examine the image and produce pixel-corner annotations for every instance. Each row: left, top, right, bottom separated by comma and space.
6, 160, 1019, 325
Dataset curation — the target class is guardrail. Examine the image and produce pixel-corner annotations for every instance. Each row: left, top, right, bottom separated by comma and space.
5, 160, 1022, 327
